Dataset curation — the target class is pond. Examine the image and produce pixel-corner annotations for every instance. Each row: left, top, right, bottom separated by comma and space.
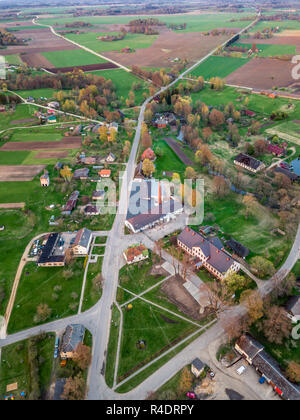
291, 158, 300, 176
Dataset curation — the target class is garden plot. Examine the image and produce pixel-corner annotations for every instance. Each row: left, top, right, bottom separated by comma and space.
0, 165, 45, 182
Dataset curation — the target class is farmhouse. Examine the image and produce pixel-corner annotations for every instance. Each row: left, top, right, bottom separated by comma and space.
177, 227, 240, 281
235, 334, 300, 400
234, 153, 266, 173
74, 168, 89, 180
123, 244, 149, 264
81, 157, 96, 165
61, 190, 79, 215
71, 228, 93, 256
48, 101, 60, 109
40, 170, 50, 187
37, 233, 66, 267
267, 141, 287, 157
141, 148, 156, 162
60, 324, 85, 359
84, 205, 100, 216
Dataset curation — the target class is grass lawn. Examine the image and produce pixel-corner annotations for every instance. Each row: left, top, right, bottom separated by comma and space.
0, 151, 30, 165
94, 236, 107, 245
8, 126, 65, 142
233, 42, 296, 57
17, 88, 62, 100
292, 260, 300, 277
82, 256, 103, 312
87, 68, 150, 104
105, 304, 120, 388
4, 54, 23, 65
251, 20, 300, 32
190, 56, 250, 80
152, 138, 187, 178
0, 209, 33, 240
266, 121, 300, 146
0, 104, 37, 131
0, 333, 55, 400
42, 49, 107, 68
119, 257, 165, 295
64, 31, 157, 54
8, 260, 84, 334
117, 299, 197, 382
92, 246, 105, 255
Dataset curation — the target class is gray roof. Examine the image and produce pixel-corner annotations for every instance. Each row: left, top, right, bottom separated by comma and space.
61, 324, 85, 354
178, 227, 235, 274
192, 358, 205, 371
74, 228, 92, 248
286, 295, 300, 316
236, 334, 264, 360
74, 168, 89, 178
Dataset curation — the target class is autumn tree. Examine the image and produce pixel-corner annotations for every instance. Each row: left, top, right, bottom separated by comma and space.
250, 256, 275, 278
209, 77, 224, 91
62, 374, 86, 400
184, 166, 196, 180
213, 176, 229, 197
259, 305, 292, 345
142, 159, 155, 178
240, 289, 264, 324
222, 273, 249, 296
242, 195, 258, 219
142, 131, 152, 149
34, 303, 51, 323
286, 361, 300, 383
60, 165, 73, 182
73, 343, 92, 371
178, 367, 193, 395
209, 109, 225, 128
122, 140, 131, 158
99, 125, 108, 142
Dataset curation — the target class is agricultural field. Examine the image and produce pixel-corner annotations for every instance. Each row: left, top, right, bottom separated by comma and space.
233, 42, 297, 57
41, 49, 107, 68
190, 56, 250, 80
251, 20, 300, 32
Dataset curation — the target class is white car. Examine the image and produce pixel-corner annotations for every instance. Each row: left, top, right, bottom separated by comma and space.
237, 366, 246, 375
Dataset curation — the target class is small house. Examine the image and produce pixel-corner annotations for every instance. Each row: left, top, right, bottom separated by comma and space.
92, 190, 105, 200
71, 228, 93, 256
48, 115, 57, 123
191, 358, 205, 378
99, 169, 111, 178
48, 101, 60, 109
123, 244, 149, 265
73, 168, 89, 180
285, 296, 300, 323
60, 324, 85, 359
40, 170, 50, 187
84, 205, 99, 216
106, 152, 116, 163
55, 162, 63, 172
61, 190, 79, 215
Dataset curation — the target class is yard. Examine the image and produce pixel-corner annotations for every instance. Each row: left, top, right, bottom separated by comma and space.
117, 299, 197, 383
0, 333, 55, 400
8, 260, 84, 334
82, 256, 103, 312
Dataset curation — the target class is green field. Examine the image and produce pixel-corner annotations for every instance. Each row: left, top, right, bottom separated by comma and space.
251, 20, 300, 32
191, 55, 250, 79
63, 31, 158, 54
42, 49, 107, 68
17, 88, 62, 100
8, 126, 65, 142
0, 104, 37, 131
39, 12, 251, 32
4, 54, 23, 65
0, 151, 31, 165
82, 257, 103, 312
8, 260, 84, 334
117, 299, 197, 381
105, 304, 120, 388
233, 42, 296, 56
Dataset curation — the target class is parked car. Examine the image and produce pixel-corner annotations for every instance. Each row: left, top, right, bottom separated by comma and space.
186, 392, 196, 399
54, 349, 59, 359
237, 366, 246, 375
280, 162, 289, 169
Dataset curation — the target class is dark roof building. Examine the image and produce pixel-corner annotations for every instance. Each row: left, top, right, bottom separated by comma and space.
61, 191, 79, 215
60, 324, 85, 358
74, 168, 89, 179
274, 166, 299, 182
236, 334, 300, 400
226, 238, 250, 258
177, 227, 240, 280
37, 233, 65, 267
234, 153, 266, 173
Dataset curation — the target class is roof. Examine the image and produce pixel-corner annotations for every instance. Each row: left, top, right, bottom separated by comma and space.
178, 227, 236, 274
234, 153, 264, 170
84, 205, 99, 215
61, 324, 85, 354
38, 233, 65, 265
192, 358, 205, 371
99, 169, 111, 176
62, 191, 79, 213
210, 237, 224, 251
253, 350, 300, 400
74, 168, 89, 178
286, 295, 300, 316
267, 143, 286, 155
226, 238, 250, 258
274, 166, 299, 181
73, 228, 92, 248
236, 334, 264, 360
92, 190, 105, 198
125, 244, 148, 262
107, 152, 116, 160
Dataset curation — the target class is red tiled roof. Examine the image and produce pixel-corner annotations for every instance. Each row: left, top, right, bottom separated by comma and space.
99, 169, 111, 176
125, 245, 147, 262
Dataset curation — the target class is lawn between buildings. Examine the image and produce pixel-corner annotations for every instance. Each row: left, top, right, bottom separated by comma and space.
82, 256, 104, 312
0, 333, 55, 400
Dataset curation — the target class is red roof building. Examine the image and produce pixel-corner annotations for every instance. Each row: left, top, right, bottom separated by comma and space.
267, 142, 287, 157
